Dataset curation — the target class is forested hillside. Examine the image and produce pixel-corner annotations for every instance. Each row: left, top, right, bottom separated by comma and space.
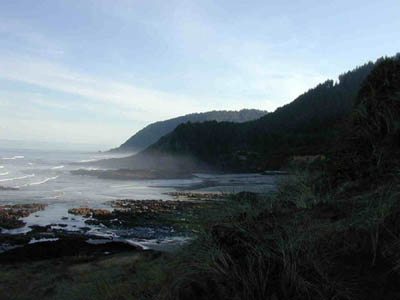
110, 109, 268, 152
145, 58, 380, 170
158, 55, 400, 300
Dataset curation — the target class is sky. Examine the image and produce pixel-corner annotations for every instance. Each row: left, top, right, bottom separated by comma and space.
0, 0, 399, 150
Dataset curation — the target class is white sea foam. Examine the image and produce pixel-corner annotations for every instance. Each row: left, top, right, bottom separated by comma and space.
0, 227, 32, 234
51, 165, 64, 170
78, 159, 98, 163
46, 193, 63, 200
0, 172, 9, 176
2, 156, 24, 160
29, 238, 59, 244
28, 176, 58, 186
0, 166, 4, 169
0, 174, 35, 182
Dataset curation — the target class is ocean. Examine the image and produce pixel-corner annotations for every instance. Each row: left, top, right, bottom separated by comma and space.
0, 147, 277, 249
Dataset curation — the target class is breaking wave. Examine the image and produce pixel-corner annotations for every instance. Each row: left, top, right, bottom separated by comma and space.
51, 165, 64, 170
78, 159, 98, 163
0, 174, 35, 182
2, 156, 24, 160
28, 176, 59, 186
0, 172, 9, 176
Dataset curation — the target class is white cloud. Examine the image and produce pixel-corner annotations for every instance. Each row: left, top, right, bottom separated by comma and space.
0, 48, 328, 145
0, 1, 335, 147
0, 55, 211, 122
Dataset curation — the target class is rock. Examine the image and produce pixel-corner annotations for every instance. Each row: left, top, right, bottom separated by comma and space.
29, 225, 51, 232
0, 218, 25, 230
92, 209, 111, 218
68, 208, 111, 219
0, 203, 47, 229
85, 219, 100, 226
109, 199, 204, 215
68, 208, 91, 217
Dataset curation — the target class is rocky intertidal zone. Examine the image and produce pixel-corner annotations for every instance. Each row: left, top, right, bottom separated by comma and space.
0, 204, 47, 230
0, 195, 220, 257
67, 208, 112, 218
0, 227, 141, 262
68, 197, 213, 220
164, 192, 226, 200
109, 199, 205, 213
66, 198, 213, 231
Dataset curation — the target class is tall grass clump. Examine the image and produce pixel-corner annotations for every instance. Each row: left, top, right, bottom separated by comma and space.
160, 168, 400, 299
158, 174, 357, 300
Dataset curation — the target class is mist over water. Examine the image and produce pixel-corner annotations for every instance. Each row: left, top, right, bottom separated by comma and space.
0, 148, 178, 205
0, 147, 276, 248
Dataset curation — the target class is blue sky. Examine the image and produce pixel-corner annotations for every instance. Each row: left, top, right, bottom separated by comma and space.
0, 0, 399, 149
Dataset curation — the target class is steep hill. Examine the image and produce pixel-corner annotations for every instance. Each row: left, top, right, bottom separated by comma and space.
144, 58, 379, 171
110, 109, 268, 153
95, 55, 397, 173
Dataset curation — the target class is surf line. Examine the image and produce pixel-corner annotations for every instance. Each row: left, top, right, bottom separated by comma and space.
27, 176, 59, 186
0, 174, 35, 182
2, 156, 24, 160
51, 165, 64, 170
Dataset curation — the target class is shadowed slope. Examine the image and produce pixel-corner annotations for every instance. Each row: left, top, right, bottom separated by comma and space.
110, 109, 268, 153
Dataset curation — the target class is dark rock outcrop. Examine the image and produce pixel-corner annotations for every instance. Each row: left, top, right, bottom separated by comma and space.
0, 204, 47, 230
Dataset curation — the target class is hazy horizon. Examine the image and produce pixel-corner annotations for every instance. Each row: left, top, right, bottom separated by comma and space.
1, 0, 399, 146
0, 138, 113, 152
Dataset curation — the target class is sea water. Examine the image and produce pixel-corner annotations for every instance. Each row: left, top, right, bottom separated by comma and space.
0, 147, 277, 249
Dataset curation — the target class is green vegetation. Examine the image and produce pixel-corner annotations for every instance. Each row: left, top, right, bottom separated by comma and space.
2, 56, 400, 300
330, 56, 400, 184
110, 109, 268, 153
145, 58, 380, 171
0, 251, 168, 300
159, 171, 400, 299
154, 55, 400, 300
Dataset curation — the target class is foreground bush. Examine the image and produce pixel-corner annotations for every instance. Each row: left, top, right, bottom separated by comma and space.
158, 169, 400, 300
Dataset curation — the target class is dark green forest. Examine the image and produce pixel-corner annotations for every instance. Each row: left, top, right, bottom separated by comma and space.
110, 109, 268, 153
145, 58, 383, 171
